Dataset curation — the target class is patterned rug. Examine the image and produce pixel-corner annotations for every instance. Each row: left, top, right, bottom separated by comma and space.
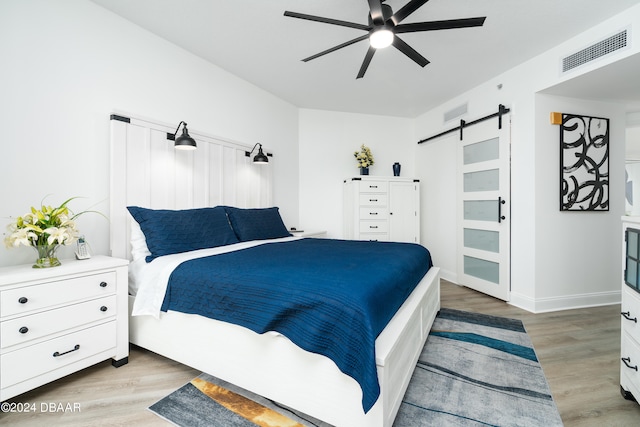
149, 308, 563, 426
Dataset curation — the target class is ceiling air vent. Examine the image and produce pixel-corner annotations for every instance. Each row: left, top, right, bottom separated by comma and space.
562, 29, 628, 73
444, 103, 468, 123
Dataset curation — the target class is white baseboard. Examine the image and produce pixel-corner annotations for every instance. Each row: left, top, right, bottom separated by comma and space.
510, 290, 621, 314
437, 268, 621, 313
438, 268, 457, 284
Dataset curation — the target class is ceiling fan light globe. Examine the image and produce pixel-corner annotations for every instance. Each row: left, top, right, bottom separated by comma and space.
370, 28, 393, 49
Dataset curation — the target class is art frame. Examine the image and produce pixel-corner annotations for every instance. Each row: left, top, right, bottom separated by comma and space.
560, 113, 609, 211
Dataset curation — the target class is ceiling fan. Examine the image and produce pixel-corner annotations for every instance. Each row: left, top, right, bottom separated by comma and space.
284, 0, 486, 79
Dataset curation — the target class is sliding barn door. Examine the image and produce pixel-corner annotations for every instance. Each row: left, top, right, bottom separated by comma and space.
456, 117, 511, 301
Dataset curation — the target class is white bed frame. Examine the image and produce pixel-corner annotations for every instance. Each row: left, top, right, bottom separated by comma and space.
109, 113, 441, 426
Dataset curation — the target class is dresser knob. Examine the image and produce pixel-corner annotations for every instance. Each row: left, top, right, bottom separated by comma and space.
19, 326, 29, 334
100, 306, 108, 312
99, 281, 108, 288
18, 297, 28, 304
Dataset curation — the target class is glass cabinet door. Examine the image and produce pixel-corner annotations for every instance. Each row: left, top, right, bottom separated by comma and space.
626, 227, 640, 292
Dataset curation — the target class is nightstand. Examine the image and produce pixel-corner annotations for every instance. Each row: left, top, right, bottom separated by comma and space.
0, 255, 129, 401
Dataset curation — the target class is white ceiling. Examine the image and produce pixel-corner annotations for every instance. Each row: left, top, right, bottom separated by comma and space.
90, 0, 640, 118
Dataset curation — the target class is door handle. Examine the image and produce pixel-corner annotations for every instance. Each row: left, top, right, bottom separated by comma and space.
498, 197, 506, 223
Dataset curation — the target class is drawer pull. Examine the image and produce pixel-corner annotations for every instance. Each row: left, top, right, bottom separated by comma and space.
53, 344, 80, 358
369, 199, 378, 202
370, 225, 378, 229
622, 357, 638, 371
370, 212, 378, 215
369, 185, 378, 189
100, 306, 108, 312
18, 297, 28, 304
622, 311, 638, 323
99, 281, 108, 288
19, 326, 29, 334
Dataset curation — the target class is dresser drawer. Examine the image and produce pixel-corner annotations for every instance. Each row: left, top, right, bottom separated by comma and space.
1, 295, 117, 349
360, 221, 389, 233
622, 287, 640, 342
1, 321, 117, 389
359, 232, 389, 242
359, 181, 387, 193
1, 272, 116, 317
359, 207, 388, 219
359, 194, 388, 207
621, 333, 640, 391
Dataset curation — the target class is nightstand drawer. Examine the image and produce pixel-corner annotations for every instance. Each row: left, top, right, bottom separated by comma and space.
1, 321, 117, 389
359, 207, 388, 219
1, 295, 117, 349
1, 272, 116, 317
359, 194, 388, 207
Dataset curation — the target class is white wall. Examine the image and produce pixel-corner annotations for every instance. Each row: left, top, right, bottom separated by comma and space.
534, 95, 625, 310
415, 4, 640, 312
0, 0, 299, 267
298, 109, 415, 238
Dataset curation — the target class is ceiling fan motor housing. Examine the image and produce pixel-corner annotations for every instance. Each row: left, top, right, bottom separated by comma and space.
368, 3, 394, 27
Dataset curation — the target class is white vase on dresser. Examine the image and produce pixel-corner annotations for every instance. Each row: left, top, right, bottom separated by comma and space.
0, 255, 129, 402
343, 176, 420, 243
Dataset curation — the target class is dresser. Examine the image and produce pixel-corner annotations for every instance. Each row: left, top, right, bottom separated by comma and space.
621, 217, 640, 402
343, 176, 420, 243
0, 256, 129, 401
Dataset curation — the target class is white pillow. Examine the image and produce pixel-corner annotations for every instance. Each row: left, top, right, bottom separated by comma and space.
130, 218, 151, 262
128, 218, 152, 295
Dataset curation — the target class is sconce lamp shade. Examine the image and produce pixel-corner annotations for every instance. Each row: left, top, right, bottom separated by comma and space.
253, 145, 269, 164
246, 143, 269, 164
173, 121, 197, 150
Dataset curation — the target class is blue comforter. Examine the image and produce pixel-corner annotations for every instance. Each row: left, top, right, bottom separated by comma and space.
160, 238, 432, 412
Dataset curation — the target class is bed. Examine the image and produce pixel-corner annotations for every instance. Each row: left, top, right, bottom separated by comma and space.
109, 114, 440, 427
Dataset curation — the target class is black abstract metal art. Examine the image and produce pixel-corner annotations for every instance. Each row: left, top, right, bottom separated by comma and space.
560, 114, 609, 211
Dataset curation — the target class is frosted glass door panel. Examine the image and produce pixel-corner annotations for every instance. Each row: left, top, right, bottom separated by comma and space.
464, 256, 499, 284
627, 261, 638, 288
629, 230, 638, 259
464, 228, 499, 253
463, 138, 499, 165
464, 200, 498, 222
464, 169, 499, 192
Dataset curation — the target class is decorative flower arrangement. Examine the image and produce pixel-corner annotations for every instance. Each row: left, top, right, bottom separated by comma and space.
4, 197, 96, 268
354, 144, 375, 169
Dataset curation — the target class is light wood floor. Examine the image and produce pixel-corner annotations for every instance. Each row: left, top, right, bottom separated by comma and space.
2, 280, 640, 426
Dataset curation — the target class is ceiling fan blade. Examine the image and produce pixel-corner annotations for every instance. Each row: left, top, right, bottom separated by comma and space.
302, 34, 370, 62
391, 0, 431, 25
395, 17, 486, 33
392, 36, 429, 67
367, 0, 385, 25
284, 11, 370, 31
356, 46, 377, 79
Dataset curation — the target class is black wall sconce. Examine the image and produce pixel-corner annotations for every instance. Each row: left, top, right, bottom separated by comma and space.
166, 121, 197, 150
245, 143, 270, 164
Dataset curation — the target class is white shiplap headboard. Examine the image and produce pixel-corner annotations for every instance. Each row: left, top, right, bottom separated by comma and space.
109, 113, 272, 260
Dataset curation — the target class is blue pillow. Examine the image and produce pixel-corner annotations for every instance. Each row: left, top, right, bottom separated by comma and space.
127, 206, 239, 262
225, 207, 291, 242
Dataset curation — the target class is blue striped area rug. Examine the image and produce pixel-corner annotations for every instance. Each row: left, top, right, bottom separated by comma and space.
394, 308, 563, 426
149, 308, 562, 426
